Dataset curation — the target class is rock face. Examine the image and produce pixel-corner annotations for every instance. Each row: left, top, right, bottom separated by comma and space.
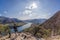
41, 11, 60, 35
0, 32, 60, 40
0, 33, 60, 40
0, 32, 37, 40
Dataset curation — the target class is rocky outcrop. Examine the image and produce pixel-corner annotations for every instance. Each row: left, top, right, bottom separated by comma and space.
0, 32, 37, 40
0, 32, 60, 40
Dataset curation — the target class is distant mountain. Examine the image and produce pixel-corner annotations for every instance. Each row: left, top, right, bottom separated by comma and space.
23, 19, 46, 24
0, 16, 25, 26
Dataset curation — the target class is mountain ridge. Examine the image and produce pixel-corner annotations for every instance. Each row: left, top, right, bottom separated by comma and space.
0, 16, 24, 24
23, 19, 46, 24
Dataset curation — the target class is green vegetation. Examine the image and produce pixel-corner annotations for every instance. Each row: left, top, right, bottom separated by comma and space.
24, 26, 51, 38
0, 24, 10, 35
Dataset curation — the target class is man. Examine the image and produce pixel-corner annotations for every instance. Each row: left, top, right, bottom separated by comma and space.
13, 23, 18, 37
13, 23, 18, 32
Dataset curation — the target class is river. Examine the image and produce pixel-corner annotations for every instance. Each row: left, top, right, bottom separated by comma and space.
11, 23, 32, 33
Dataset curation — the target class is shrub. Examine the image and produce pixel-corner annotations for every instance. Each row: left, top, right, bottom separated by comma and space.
0, 24, 10, 35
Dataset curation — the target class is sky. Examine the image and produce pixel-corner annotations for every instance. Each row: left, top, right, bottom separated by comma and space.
0, 0, 60, 20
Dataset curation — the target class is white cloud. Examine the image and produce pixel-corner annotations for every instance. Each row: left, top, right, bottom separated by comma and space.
25, 6, 31, 10
4, 11, 7, 14
26, 2, 38, 10
0, 14, 2, 16
29, 13, 32, 16
19, 13, 39, 20
37, 13, 51, 19
19, 1, 50, 20
23, 2, 38, 17
19, 13, 50, 20
23, 10, 32, 15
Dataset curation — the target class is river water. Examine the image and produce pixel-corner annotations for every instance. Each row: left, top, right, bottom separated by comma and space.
11, 23, 32, 33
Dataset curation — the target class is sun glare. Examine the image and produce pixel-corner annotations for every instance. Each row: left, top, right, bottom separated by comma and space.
30, 2, 38, 9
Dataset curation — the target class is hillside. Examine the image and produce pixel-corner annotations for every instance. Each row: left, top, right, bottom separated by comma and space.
41, 11, 60, 35
24, 11, 60, 38
0, 16, 25, 26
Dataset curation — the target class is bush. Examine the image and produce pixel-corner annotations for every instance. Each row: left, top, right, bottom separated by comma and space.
0, 24, 10, 35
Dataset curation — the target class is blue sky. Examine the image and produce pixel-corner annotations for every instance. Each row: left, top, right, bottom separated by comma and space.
0, 0, 60, 20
